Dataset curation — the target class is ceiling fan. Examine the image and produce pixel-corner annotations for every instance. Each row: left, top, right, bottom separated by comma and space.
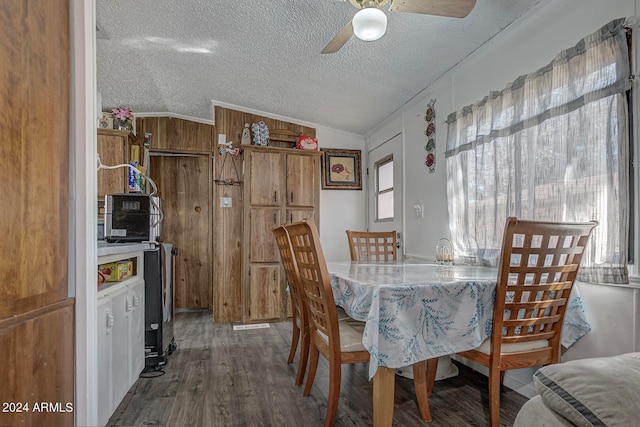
322, 0, 477, 54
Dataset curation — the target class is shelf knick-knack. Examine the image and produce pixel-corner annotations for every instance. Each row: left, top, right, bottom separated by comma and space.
241, 123, 251, 145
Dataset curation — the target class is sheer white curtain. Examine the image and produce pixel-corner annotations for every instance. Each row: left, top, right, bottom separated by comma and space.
445, 18, 631, 283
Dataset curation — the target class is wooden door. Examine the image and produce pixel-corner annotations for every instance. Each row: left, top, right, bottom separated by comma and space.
286, 153, 317, 208
0, 1, 74, 426
249, 151, 284, 205
149, 155, 211, 309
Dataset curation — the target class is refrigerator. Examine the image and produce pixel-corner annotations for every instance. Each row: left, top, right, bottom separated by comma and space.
144, 243, 177, 369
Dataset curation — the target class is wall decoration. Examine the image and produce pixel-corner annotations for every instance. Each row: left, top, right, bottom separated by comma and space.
424, 99, 436, 173
251, 121, 269, 146
214, 140, 242, 186
320, 148, 362, 190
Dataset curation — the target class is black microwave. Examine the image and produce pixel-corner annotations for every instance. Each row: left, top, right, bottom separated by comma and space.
104, 193, 161, 242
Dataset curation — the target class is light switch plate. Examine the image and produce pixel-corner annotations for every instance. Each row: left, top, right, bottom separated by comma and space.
221, 197, 232, 208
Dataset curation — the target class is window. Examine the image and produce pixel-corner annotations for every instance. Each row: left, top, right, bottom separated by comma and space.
445, 19, 631, 284
375, 156, 394, 221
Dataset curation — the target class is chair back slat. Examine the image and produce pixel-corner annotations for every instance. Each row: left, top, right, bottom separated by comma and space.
287, 220, 340, 353
346, 230, 397, 262
492, 217, 597, 353
272, 226, 306, 324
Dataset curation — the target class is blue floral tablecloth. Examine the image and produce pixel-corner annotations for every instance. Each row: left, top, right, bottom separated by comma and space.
328, 261, 591, 380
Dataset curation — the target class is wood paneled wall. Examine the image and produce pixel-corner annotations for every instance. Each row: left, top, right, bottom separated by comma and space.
137, 117, 214, 309
0, 0, 74, 425
212, 106, 316, 323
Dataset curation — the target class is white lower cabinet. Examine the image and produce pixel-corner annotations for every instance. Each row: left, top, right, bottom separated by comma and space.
97, 278, 145, 426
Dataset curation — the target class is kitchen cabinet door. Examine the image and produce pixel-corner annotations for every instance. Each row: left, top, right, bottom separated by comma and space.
97, 129, 137, 200
249, 207, 281, 263
109, 284, 130, 409
285, 208, 316, 225
286, 153, 318, 208
136, 117, 213, 152
246, 265, 281, 322
248, 151, 284, 205
97, 294, 114, 426
128, 279, 145, 384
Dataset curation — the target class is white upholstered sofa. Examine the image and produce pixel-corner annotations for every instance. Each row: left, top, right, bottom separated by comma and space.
514, 352, 640, 426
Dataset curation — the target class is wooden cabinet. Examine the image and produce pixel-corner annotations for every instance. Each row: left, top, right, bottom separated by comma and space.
286, 153, 318, 207
135, 116, 213, 152
247, 265, 282, 321
242, 146, 320, 323
97, 129, 138, 200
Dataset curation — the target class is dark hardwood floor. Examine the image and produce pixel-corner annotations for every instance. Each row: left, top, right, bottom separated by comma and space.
107, 311, 528, 427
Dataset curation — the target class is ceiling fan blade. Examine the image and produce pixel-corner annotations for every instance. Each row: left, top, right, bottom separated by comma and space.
321, 20, 354, 54
389, 0, 477, 18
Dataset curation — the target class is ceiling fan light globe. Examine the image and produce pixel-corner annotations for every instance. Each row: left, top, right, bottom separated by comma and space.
352, 7, 387, 41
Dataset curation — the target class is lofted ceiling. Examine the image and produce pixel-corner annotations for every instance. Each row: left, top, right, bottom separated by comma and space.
96, 0, 542, 136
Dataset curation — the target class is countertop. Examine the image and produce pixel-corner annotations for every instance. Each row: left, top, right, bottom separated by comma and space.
97, 241, 157, 257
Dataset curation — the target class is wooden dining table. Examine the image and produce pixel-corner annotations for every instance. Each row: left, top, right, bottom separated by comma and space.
327, 260, 591, 427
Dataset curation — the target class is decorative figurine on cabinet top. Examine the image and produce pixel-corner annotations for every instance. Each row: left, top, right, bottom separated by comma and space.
296, 135, 318, 151
251, 121, 269, 146
241, 123, 251, 145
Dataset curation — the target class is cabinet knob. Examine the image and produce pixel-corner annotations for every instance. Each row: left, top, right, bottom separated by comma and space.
273, 213, 277, 224
274, 191, 277, 202
290, 192, 294, 203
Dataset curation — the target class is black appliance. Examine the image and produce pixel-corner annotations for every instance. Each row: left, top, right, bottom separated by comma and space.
144, 243, 177, 369
104, 193, 161, 243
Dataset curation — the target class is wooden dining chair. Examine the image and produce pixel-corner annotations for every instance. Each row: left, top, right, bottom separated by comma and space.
456, 217, 597, 427
346, 230, 397, 262
286, 219, 370, 427
272, 225, 310, 387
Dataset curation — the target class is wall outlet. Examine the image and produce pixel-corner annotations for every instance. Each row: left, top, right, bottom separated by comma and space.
221, 197, 232, 208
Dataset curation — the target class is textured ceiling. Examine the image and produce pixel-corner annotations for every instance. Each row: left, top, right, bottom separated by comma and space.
96, 0, 542, 135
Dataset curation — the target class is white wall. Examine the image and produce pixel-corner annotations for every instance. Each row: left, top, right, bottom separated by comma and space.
365, 0, 640, 397
317, 126, 367, 261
